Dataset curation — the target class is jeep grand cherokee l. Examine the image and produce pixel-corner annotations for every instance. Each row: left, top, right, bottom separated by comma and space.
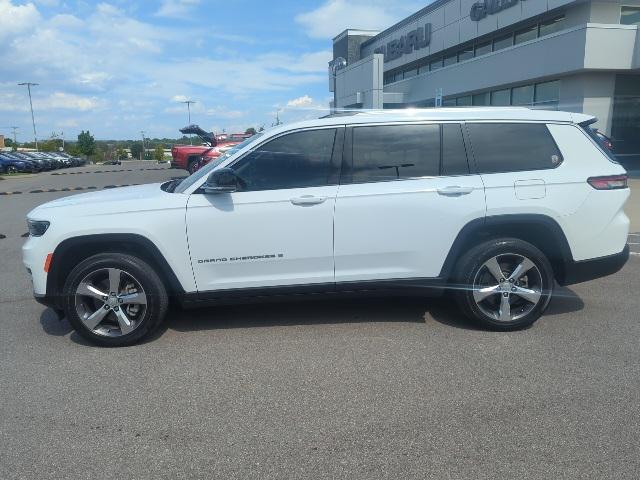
23, 108, 630, 346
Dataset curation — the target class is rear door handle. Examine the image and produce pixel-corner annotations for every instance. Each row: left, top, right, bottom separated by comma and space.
290, 195, 327, 206
437, 186, 474, 196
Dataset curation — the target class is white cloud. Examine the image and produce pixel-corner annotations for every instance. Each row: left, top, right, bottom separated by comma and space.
0, 0, 41, 41
155, 0, 201, 18
0, 91, 104, 112
287, 95, 314, 107
296, 0, 426, 39
171, 95, 189, 103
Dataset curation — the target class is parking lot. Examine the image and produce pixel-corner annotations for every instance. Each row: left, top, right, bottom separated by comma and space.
0, 161, 639, 479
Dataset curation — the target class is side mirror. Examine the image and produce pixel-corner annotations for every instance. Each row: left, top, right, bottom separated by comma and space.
203, 168, 239, 194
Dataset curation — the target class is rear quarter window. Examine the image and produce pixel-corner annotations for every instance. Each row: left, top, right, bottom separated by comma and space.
467, 123, 563, 173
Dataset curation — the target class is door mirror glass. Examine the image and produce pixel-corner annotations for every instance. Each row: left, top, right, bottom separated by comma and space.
203, 168, 239, 193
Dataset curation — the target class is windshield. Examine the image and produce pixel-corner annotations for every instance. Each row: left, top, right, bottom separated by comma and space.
173, 134, 262, 193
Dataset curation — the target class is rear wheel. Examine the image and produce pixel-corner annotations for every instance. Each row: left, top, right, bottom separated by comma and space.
63, 253, 168, 347
7, 165, 18, 174
187, 157, 200, 174
453, 238, 554, 330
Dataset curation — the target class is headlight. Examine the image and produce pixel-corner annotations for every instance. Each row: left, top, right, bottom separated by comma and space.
27, 219, 50, 237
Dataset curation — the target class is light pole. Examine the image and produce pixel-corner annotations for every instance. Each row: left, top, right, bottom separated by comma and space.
18, 82, 39, 150
330, 57, 346, 114
140, 131, 145, 160
181, 100, 195, 145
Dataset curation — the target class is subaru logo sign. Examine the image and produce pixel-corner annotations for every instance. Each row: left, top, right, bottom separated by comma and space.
374, 24, 432, 63
470, 0, 527, 22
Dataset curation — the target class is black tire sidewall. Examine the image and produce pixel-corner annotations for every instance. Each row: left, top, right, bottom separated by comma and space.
63, 253, 168, 347
454, 238, 554, 330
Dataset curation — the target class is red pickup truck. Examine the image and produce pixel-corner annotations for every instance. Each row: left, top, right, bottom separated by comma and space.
171, 125, 249, 174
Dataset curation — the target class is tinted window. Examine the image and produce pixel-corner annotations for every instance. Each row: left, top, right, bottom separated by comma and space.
491, 89, 511, 106
468, 123, 563, 173
441, 124, 469, 176
515, 25, 537, 44
443, 53, 457, 66
475, 41, 491, 57
512, 85, 534, 105
458, 46, 474, 62
351, 124, 440, 183
539, 16, 565, 36
621, 7, 640, 25
232, 129, 337, 191
493, 34, 513, 51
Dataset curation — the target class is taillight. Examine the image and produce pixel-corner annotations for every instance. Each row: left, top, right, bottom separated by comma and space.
587, 175, 628, 190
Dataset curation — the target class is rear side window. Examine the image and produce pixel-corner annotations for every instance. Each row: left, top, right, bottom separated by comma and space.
346, 123, 470, 183
351, 124, 440, 182
467, 123, 562, 173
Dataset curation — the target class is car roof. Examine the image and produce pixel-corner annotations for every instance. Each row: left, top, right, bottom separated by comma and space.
267, 107, 594, 135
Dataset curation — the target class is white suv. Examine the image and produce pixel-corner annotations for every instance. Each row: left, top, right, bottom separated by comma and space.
23, 108, 630, 346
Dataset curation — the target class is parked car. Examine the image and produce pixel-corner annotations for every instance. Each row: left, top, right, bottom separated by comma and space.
0, 153, 38, 173
23, 108, 630, 346
21, 152, 54, 171
171, 124, 246, 174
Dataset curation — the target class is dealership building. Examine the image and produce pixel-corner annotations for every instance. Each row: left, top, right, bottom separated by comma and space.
330, 0, 640, 155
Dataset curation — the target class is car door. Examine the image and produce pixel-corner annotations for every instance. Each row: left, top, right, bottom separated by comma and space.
333, 122, 486, 284
186, 127, 343, 293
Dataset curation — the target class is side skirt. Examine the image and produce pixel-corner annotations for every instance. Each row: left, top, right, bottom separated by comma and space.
179, 278, 448, 309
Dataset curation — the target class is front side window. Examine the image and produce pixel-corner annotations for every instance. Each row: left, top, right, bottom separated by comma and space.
467, 123, 563, 173
350, 124, 440, 183
231, 129, 338, 191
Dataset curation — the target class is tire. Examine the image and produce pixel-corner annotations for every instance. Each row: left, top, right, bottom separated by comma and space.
7, 165, 18, 174
187, 157, 200, 174
62, 253, 168, 347
452, 238, 554, 331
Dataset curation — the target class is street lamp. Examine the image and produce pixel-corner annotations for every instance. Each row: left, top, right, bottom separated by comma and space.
140, 130, 145, 160
330, 57, 347, 114
181, 100, 196, 145
18, 82, 39, 150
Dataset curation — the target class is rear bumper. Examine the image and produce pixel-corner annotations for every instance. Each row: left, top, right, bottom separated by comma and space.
560, 245, 629, 286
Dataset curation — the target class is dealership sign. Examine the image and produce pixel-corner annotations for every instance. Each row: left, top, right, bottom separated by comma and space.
470, 0, 527, 21
373, 24, 432, 63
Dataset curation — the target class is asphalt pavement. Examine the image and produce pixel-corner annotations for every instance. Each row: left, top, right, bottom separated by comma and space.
1, 161, 639, 479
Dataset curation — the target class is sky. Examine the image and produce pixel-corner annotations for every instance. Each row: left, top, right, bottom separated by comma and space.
0, 0, 427, 141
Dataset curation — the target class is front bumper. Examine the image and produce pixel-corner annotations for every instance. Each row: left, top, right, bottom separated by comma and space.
560, 245, 630, 286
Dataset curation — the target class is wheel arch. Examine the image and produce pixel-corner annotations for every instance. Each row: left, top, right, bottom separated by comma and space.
440, 214, 574, 284
47, 233, 185, 303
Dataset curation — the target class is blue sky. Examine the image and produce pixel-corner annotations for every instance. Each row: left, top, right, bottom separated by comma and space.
0, 0, 425, 140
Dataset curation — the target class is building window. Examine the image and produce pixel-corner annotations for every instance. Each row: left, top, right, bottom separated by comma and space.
404, 68, 418, 79
493, 33, 513, 51
534, 80, 560, 109
515, 25, 537, 44
475, 41, 492, 57
512, 85, 534, 105
539, 16, 565, 36
443, 53, 457, 67
472, 92, 490, 106
430, 58, 443, 71
621, 6, 640, 25
442, 98, 457, 107
491, 89, 511, 106
458, 46, 474, 62
456, 96, 472, 106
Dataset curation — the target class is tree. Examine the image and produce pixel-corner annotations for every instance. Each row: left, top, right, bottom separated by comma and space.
5, 138, 13, 147
153, 144, 165, 162
116, 147, 128, 160
130, 142, 143, 160
77, 130, 96, 156
245, 127, 257, 135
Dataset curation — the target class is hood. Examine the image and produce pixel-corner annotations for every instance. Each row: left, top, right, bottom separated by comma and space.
27, 182, 186, 219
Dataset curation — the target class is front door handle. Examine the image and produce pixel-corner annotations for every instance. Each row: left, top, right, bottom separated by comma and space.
290, 195, 327, 206
437, 186, 474, 196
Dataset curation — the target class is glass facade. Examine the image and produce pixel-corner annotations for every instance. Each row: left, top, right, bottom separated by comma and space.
383, 15, 566, 86
443, 80, 560, 110
612, 75, 640, 155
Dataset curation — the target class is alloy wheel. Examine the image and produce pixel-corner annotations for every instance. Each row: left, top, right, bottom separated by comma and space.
74, 267, 148, 337
472, 253, 544, 322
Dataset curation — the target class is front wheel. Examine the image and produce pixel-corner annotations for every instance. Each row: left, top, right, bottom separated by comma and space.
63, 253, 168, 346
453, 238, 554, 330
